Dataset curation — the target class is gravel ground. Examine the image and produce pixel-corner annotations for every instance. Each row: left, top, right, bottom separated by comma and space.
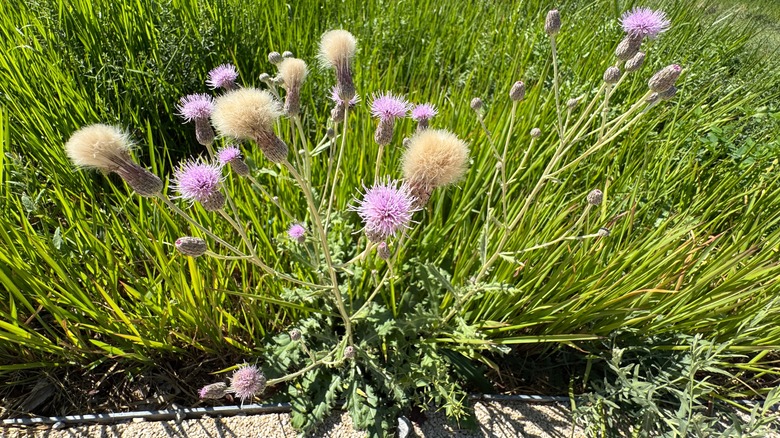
2, 401, 584, 437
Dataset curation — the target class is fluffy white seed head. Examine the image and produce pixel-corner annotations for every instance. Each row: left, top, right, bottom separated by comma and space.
402, 129, 470, 189
65, 124, 132, 172
278, 58, 308, 89
319, 30, 357, 68
212, 88, 282, 140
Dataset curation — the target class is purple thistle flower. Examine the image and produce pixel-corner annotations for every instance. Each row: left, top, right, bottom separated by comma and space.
352, 180, 419, 242
229, 364, 266, 405
207, 64, 239, 90
370, 92, 410, 121
287, 223, 306, 243
330, 86, 360, 107
176, 94, 215, 122
172, 159, 224, 209
411, 103, 437, 122
620, 8, 671, 40
216, 145, 242, 165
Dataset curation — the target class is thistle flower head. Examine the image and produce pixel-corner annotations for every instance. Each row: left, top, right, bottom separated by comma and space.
287, 223, 306, 243
545, 9, 561, 36
278, 58, 308, 89
352, 180, 419, 242
318, 30, 357, 68
175, 237, 208, 257
212, 88, 282, 140
648, 64, 682, 93
370, 92, 410, 121
229, 364, 266, 405
268, 51, 282, 65
587, 189, 603, 206
509, 81, 526, 101
530, 128, 542, 138
620, 8, 671, 40
65, 124, 132, 172
176, 94, 215, 122
172, 159, 224, 209
470, 97, 483, 111
207, 64, 239, 90
330, 86, 360, 107
411, 103, 437, 122
402, 129, 470, 189
216, 145, 242, 165
199, 382, 228, 400
289, 329, 302, 341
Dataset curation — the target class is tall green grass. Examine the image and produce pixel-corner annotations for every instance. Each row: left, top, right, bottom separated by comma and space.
1, 0, 779, 401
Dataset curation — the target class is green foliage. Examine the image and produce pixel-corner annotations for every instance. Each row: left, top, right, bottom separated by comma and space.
573, 331, 780, 437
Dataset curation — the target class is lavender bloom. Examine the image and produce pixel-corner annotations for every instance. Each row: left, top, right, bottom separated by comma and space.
329, 86, 360, 123
330, 86, 361, 107
217, 145, 242, 165
177, 94, 216, 146
207, 64, 239, 90
172, 159, 225, 211
371, 92, 410, 146
176, 94, 215, 122
411, 103, 437, 130
620, 8, 671, 40
216, 145, 249, 176
352, 180, 419, 242
229, 364, 266, 405
287, 223, 306, 243
371, 92, 410, 120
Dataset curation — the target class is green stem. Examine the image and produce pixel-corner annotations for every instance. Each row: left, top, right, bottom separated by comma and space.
326, 105, 349, 228
283, 159, 354, 345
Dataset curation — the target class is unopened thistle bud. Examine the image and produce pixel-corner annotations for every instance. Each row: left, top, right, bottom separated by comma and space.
258, 73, 272, 83
603, 66, 621, 84
289, 328, 302, 341
567, 96, 582, 109
545, 10, 561, 36
65, 124, 163, 197
625, 51, 645, 73
597, 227, 610, 237
326, 127, 336, 139
343, 346, 356, 359
587, 189, 603, 206
509, 81, 525, 101
615, 34, 642, 61
377, 242, 391, 260
648, 64, 682, 93
268, 51, 282, 65
530, 128, 542, 138
402, 138, 411, 148
175, 237, 208, 257
470, 97, 483, 111
212, 88, 288, 163
199, 382, 228, 400
282, 51, 293, 58
658, 86, 677, 101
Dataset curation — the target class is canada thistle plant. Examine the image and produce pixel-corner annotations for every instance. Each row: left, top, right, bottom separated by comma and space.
64, 9, 684, 436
